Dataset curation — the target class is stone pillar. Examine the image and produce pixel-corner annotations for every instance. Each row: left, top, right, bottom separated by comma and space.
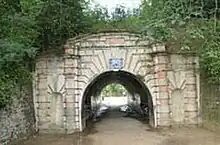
183, 55, 200, 125
153, 52, 170, 127
63, 45, 79, 134
35, 58, 48, 132
195, 56, 201, 124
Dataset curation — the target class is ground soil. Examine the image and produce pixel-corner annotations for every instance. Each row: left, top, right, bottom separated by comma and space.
17, 107, 220, 145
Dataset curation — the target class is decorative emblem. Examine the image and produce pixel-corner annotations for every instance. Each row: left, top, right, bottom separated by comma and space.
109, 58, 123, 69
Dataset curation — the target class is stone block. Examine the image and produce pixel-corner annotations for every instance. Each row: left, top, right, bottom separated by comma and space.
136, 40, 150, 46
74, 102, 79, 108
38, 79, 47, 89
38, 73, 47, 79
65, 101, 74, 107
38, 122, 51, 129
157, 119, 171, 126
64, 58, 75, 67
38, 94, 49, 102
65, 113, 75, 120
65, 88, 75, 95
144, 75, 154, 83
156, 71, 166, 79
75, 95, 80, 102
47, 58, 64, 70
38, 116, 51, 122
185, 111, 197, 118
75, 116, 79, 122
157, 79, 167, 86
159, 92, 169, 99
66, 123, 76, 134
159, 85, 168, 92
184, 111, 198, 124
184, 98, 196, 104
186, 76, 196, 84
66, 95, 74, 102
64, 67, 76, 74
37, 68, 47, 74
154, 64, 167, 72
170, 54, 184, 65
75, 122, 80, 129
150, 86, 158, 93
148, 79, 156, 87
157, 99, 169, 105
157, 105, 170, 113
185, 56, 196, 64
185, 103, 197, 111
65, 78, 75, 89
75, 109, 79, 116
77, 82, 86, 89
186, 84, 196, 92
184, 90, 196, 98
155, 55, 168, 64
38, 103, 50, 110
137, 67, 147, 76
157, 112, 170, 120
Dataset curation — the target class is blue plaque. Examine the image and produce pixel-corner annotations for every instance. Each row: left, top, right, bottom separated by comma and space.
109, 58, 123, 69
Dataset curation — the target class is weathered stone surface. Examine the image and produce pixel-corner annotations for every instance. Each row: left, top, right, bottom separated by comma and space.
157, 112, 170, 121
154, 64, 167, 72
65, 95, 75, 102
34, 32, 200, 134
184, 111, 198, 124
159, 92, 169, 99
157, 105, 170, 113
159, 85, 168, 92
170, 89, 185, 123
185, 103, 197, 111
157, 119, 171, 126
0, 87, 35, 145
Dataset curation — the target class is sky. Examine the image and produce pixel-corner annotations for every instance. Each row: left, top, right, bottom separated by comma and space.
91, 0, 141, 12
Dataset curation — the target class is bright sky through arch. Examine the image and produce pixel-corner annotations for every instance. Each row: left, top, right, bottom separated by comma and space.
91, 0, 141, 12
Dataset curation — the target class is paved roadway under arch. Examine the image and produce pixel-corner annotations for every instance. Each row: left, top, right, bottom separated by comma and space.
19, 116, 220, 145
81, 70, 154, 129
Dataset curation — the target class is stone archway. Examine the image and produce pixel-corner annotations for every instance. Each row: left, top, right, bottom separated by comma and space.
80, 70, 155, 131
65, 32, 158, 132
34, 31, 200, 134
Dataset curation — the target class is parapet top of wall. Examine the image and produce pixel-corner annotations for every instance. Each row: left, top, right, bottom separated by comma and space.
65, 29, 157, 48
67, 29, 141, 42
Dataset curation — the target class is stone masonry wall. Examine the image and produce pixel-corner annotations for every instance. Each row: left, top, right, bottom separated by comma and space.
35, 31, 200, 133
154, 53, 199, 127
0, 86, 36, 145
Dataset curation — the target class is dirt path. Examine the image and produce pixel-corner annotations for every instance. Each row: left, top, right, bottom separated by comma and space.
17, 108, 220, 145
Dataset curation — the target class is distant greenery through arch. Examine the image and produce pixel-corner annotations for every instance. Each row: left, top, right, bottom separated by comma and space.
101, 83, 127, 97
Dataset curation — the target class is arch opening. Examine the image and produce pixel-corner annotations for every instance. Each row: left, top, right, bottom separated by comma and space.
80, 70, 154, 131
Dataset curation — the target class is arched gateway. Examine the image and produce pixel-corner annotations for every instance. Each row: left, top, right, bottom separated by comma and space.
34, 31, 200, 134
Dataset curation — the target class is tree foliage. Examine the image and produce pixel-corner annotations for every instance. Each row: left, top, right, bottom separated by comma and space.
0, 0, 90, 108
1, 0, 220, 107
138, 0, 220, 83
101, 84, 126, 97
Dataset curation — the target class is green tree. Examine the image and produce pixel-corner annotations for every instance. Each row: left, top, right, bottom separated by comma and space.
0, 0, 92, 108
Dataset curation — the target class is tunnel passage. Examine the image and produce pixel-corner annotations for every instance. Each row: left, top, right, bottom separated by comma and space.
81, 70, 154, 130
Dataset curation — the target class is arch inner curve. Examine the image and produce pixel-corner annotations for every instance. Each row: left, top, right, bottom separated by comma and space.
80, 70, 154, 131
